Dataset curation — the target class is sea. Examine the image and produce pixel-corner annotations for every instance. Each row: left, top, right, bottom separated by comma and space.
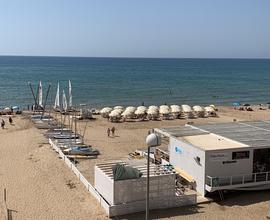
1, 56, 270, 109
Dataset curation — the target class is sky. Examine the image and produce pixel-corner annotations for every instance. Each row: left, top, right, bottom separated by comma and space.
0, 0, 270, 58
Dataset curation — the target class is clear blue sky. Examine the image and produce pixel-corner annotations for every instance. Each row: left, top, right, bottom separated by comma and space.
0, 0, 270, 58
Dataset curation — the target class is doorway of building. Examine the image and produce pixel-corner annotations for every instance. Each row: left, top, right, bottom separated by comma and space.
253, 148, 270, 173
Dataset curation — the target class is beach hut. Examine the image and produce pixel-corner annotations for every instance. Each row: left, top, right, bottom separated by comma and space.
109, 109, 122, 122
170, 105, 181, 119
100, 107, 113, 118
181, 105, 193, 119
204, 106, 217, 117
192, 105, 205, 118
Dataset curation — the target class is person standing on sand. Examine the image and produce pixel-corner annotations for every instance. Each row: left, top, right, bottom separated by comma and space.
111, 126, 115, 136
1, 119, 5, 129
107, 128, 110, 137
9, 116, 13, 125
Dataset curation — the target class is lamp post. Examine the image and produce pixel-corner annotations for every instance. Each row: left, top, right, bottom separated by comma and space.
145, 132, 161, 220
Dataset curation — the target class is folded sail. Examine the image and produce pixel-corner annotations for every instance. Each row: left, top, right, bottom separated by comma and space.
69, 80, 72, 108
62, 90, 68, 111
38, 81, 43, 107
54, 82, 60, 109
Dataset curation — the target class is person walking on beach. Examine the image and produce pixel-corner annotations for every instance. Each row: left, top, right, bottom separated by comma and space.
9, 116, 13, 125
107, 128, 110, 137
1, 119, 5, 129
111, 126, 115, 137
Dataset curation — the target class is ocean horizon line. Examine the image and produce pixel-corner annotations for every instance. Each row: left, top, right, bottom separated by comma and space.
0, 54, 270, 60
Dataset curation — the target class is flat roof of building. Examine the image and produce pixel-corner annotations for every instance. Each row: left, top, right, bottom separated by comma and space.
158, 121, 270, 151
179, 133, 248, 151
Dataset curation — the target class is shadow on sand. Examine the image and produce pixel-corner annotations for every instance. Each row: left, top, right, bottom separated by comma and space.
113, 204, 205, 220
114, 190, 270, 219
215, 189, 270, 207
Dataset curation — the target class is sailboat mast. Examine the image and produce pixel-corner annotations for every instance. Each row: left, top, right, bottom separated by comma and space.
28, 82, 38, 110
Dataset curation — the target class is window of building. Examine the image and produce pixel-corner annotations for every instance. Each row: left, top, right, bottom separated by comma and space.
232, 151, 250, 160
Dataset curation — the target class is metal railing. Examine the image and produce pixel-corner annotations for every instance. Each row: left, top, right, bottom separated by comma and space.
206, 171, 270, 188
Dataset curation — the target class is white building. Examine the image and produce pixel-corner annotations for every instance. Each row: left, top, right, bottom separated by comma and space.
94, 161, 196, 216
155, 121, 270, 196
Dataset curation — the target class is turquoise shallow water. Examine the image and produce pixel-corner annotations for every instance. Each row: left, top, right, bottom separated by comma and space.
0, 56, 270, 108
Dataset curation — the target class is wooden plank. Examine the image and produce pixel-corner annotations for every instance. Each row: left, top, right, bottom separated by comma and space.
175, 167, 195, 183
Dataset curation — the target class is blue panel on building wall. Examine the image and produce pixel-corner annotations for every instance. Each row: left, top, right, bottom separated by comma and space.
175, 146, 183, 154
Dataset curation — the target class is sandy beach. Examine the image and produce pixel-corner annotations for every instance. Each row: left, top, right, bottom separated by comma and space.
2, 106, 270, 219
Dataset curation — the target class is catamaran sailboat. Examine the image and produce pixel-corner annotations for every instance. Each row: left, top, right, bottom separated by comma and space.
54, 80, 74, 112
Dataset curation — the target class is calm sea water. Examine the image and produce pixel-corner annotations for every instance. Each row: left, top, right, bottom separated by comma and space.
1, 56, 270, 108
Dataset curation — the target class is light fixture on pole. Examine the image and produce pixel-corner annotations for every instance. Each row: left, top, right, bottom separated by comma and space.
145, 132, 161, 220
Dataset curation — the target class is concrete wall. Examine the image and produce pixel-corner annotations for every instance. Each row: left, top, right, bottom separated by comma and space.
205, 148, 253, 177
95, 166, 176, 206
169, 137, 206, 196
109, 193, 196, 217
94, 166, 114, 205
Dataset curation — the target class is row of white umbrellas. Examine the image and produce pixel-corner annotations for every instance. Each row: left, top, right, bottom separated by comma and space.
100, 105, 216, 118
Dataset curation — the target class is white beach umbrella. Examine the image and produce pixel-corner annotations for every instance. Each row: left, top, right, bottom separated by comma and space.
135, 108, 146, 115
159, 107, 170, 115
121, 111, 133, 117
100, 107, 113, 114
123, 108, 135, 114
109, 110, 121, 117
159, 105, 169, 110
193, 105, 204, 112
137, 106, 147, 111
114, 106, 124, 110
147, 108, 159, 115
170, 105, 181, 113
205, 106, 215, 112
181, 104, 192, 113
209, 104, 217, 111
125, 106, 136, 112
148, 105, 158, 110
114, 108, 123, 114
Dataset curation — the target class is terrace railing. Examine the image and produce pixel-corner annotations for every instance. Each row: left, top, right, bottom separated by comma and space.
206, 171, 270, 190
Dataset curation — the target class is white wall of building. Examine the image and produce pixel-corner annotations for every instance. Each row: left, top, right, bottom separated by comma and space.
205, 148, 253, 177
169, 137, 206, 195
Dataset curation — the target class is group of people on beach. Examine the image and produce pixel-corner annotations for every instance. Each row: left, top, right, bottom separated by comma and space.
1, 117, 14, 129
107, 126, 116, 137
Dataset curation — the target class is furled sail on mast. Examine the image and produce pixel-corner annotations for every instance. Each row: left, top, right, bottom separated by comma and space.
69, 80, 72, 108
54, 82, 60, 109
62, 90, 68, 111
38, 81, 43, 107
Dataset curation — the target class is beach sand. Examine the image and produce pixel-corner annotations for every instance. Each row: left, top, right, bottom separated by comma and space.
1, 106, 270, 219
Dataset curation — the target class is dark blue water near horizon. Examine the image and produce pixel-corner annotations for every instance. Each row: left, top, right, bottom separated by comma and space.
1, 56, 270, 108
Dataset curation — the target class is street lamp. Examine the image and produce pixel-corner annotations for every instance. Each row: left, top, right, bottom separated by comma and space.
145, 133, 161, 220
